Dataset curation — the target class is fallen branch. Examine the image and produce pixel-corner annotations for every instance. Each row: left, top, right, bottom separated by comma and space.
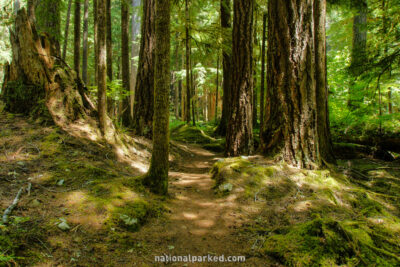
2, 187, 24, 224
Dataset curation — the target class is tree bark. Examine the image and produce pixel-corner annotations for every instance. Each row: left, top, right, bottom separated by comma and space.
106, 0, 112, 81
184, 0, 191, 124
261, 0, 335, 169
143, 0, 170, 195
62, 0, 72, 61
130, 0, 141, 116
174, 37, 180, 119
73, 0, 81, 76
216, 0, 232, 136
131, 0, 155, 137
225, 0, 254, 156
97, 0, 108, 134
121, 0, 131, 126
94, 0, 98, 83
215, 52, 220, 121
252, 7, 258, 127
82, 0, 89, 84
259, 12, 266, 127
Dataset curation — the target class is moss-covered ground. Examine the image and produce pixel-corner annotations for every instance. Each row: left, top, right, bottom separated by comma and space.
0, 112, 164, 266
211, 156, 400, 266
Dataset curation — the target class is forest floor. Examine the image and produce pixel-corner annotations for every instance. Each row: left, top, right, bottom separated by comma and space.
2, 111, 400, 266
0, 112, 269, 266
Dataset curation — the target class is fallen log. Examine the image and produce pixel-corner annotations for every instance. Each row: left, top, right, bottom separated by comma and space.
2, 187, 24, 224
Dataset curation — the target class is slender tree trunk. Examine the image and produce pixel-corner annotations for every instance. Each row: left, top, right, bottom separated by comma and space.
74, 0, 81, 76
261, 0, 335, 168
179, 52, 184, 119
215, 52, 220, 121
252, 7, 258, 127
27, 0, 37, 22
97, 0, 108, 134
184, 0, 191, 124
348, 0, 367, 109
259, 12, 266, 127
106, 0, 113, 80
225, 0, 254, 156
190, 40, 196, 126
388, 88, 393, 114
121, 0, 131, 126
131, 0, 155, 136
82, 0, 89, 84
174, 37, 180, 119
216, 0, 232, 136
94, 0, 98, 83
144, 0, 170, 195
62, 0, 72, 61
130, 0, 141, 117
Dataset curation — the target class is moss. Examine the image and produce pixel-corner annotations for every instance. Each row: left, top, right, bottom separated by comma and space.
108, 199, 159, 232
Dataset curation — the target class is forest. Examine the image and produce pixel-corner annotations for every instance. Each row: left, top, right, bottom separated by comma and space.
0, 0, 400, 266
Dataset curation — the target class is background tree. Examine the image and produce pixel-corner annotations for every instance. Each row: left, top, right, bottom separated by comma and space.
73, 0, 81, 76
215, 0, 232, 136
97, 0, 108, 134
82, 0, 89, 84
131, 0, 155, 136
62, 0, 72, 61
143, 0, 171, 195
121, 0, 131, 126
225, 0, 254, 156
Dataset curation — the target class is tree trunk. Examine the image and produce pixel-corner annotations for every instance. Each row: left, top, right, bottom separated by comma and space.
94, 0, 98, 83
27, 0, 37, 22
2, 8, 112, 140
106, 0, 112, 81
121, 0, 131, 126
82, 0, 89, 84
130, 0, 141, 117
259, 12, 266, 127
131, 0, 155, 137
348, 0, 367, 109
97, 0, 108, 135
216, 0, 232, 136
143, 0, 170, 195
252, 7, 258, 127
62, 0, 72, 61
215, 52, 220, 121
36, 0, 61, 57
184, 0, 191, 124
174, 37, 180, 119
225, 0, 254, 156
73, 0, 81, 76
261, 0, 335, 169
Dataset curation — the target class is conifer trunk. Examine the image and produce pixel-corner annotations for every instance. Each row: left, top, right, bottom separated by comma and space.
225, 0, 254, 156
131, 0, 155, 137
144, 0, 170, 195
73, 0, 81, 76
82, 0, 89, 84
121, 0, 131, 126
62, 0, 72, 61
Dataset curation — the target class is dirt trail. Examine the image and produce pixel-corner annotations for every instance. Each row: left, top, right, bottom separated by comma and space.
126, 143, 267, 266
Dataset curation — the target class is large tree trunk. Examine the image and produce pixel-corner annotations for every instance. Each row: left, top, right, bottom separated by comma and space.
130, 0, 141, 117
73, 0, 81, 76
62, 0, 72, 61
121, 0, 131, 126
82, 0, 89, 84
2, 9, 113, 141
143, 0, 170, 195
215, 0, 232, 136
131, 0, 155, 137
261, 0, 335, 169
225, 0, 254, 156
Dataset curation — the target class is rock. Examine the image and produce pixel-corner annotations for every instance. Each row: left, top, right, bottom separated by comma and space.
219, 183, 233, 193
57, 179, 65, 186
58, 218, 70, 231
31, 199, 40, 207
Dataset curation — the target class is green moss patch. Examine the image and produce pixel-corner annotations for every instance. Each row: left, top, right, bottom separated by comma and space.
170, 124, 224, 151
211, 157, 400, 266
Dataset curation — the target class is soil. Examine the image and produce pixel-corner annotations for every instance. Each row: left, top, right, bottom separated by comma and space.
0, 113, 271, 266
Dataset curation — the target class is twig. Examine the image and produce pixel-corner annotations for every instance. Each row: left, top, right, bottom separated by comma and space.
2, 187, 24, 224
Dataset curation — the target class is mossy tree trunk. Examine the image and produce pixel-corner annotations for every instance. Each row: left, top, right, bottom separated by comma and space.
131, 0, 155, 137
225, 0, 254, 157
143, 0, 170, 195
215, 0, 232, 136
261, 0, 335, 169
